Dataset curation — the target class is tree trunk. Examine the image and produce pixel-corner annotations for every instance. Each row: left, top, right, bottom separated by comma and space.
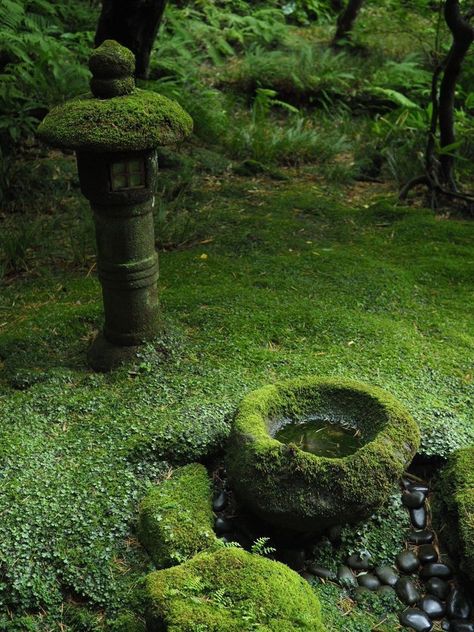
330, 0, 345, 12
438, 0, 474, 188
332, 0, 365, 46
95, 0, 168, 79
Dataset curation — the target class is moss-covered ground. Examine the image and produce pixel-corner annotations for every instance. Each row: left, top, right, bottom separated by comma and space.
0, 161, 472, 629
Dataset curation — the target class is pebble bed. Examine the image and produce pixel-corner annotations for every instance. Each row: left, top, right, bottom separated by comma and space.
212, 472, 473, 632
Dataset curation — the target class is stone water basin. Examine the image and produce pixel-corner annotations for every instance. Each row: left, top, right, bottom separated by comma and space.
226, 376, 420, 533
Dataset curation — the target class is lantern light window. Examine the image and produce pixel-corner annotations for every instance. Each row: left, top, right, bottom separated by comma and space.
110, 159, 146, 191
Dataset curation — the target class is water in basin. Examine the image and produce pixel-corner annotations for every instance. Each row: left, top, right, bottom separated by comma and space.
274, 418, 363, 458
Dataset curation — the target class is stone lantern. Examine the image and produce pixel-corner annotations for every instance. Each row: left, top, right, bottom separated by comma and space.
38, 40, 193, 371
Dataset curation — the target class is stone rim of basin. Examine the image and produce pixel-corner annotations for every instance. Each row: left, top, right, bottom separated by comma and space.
226, 376, 420, 533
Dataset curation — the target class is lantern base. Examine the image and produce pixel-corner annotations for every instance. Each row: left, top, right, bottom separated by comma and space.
88, 333, 140, 373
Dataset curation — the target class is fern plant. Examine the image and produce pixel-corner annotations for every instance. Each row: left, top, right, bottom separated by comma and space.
250, 537, 276, 557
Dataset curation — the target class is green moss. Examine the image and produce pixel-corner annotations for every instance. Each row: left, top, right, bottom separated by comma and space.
433, 447, 474, 583
226, 377, 420, 532
0, 175, 472, 623
89, 40, 135, 79
37, 89, 193, 151
138, 463, 218, 569
315, 582, 399, 632
145, 547, 324, 631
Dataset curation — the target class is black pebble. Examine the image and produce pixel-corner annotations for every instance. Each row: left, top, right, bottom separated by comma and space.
278, 548, 306, 571
307, 564, 336, 580
399, 608, 433, 631
409, 483, 429, 496
408, 530, 434, 545
397, 550, 420, 573
376, 565, 399, 587
347, 552, 372, 571
214, 517, 232, 535
396, 576, 421, 605
441, 620, 451, 631
447, 588, 472, 620
450, 622, 474, 632
378, 585, 396, 597
419, 595, 446, 619
410, 506, 427, 529
358, 573, 381, 590
300, 571, 316, 584
212, 491, 226, 512
418, 544, 438, 564
337, 564, 358, 588
425, 577, 450, 600
420, 563, 452, 580
402, 490, 426, 509
354, 586, 371, 601
328, 524, 343, 543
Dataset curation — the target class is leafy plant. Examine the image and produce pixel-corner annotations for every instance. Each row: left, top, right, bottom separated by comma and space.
250, 537, 276, 557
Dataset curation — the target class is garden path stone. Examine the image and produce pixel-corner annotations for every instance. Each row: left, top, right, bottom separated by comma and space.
411, 506, 427, 529
376, 565, 399, 586
397, 550, 420, 573
408, 530, 434, 544
357, 573, 380, 590
447, 588, 471, 620
396, 576, 421, 605
409, 484, 429, 496
347, 552, 372, 571
337, 565, 357, 588
450, 622, 474, 632
307, 564, 336, 580
346, 553, 372, 571
418, 544, 438, 564
212, 491, 226, 512
419, 595, 445, 619
425, 577, 450, 600
378, 585, 396, 596
399, 608, 433, 631
420, 563, 452, 580
214, 517, 232, 535
279, 548, 306, 571
354, 586, 371, 601
403, 490, 425, 509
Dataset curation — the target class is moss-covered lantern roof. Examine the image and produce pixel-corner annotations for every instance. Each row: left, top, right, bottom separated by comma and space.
37, 40, 193, 153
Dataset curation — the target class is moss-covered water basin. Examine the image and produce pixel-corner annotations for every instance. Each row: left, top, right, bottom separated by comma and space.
274, 417, 364, 458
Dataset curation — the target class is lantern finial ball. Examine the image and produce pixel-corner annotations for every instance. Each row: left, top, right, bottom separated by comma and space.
89, 40, 135, 98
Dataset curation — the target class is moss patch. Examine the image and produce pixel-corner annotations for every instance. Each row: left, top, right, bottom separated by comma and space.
433, 447, 474, 583
145, 547, 324, 631
37, 89, 193, 151
226, 376, 420, 532
138, 463, 218, 568
0, 176, 472, 625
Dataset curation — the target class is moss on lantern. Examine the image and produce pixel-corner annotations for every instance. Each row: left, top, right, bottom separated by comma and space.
89, 39, 135, 79
226, 376, 420, 532
37, 89, 193, 152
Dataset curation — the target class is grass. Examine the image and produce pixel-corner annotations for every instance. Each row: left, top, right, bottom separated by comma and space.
0, 167, 473, 629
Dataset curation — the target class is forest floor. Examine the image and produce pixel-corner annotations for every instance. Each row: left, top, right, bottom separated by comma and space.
0, 155, 473, 630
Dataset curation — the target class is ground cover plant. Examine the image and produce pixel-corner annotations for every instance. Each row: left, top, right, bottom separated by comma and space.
0, 0, 473, 630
